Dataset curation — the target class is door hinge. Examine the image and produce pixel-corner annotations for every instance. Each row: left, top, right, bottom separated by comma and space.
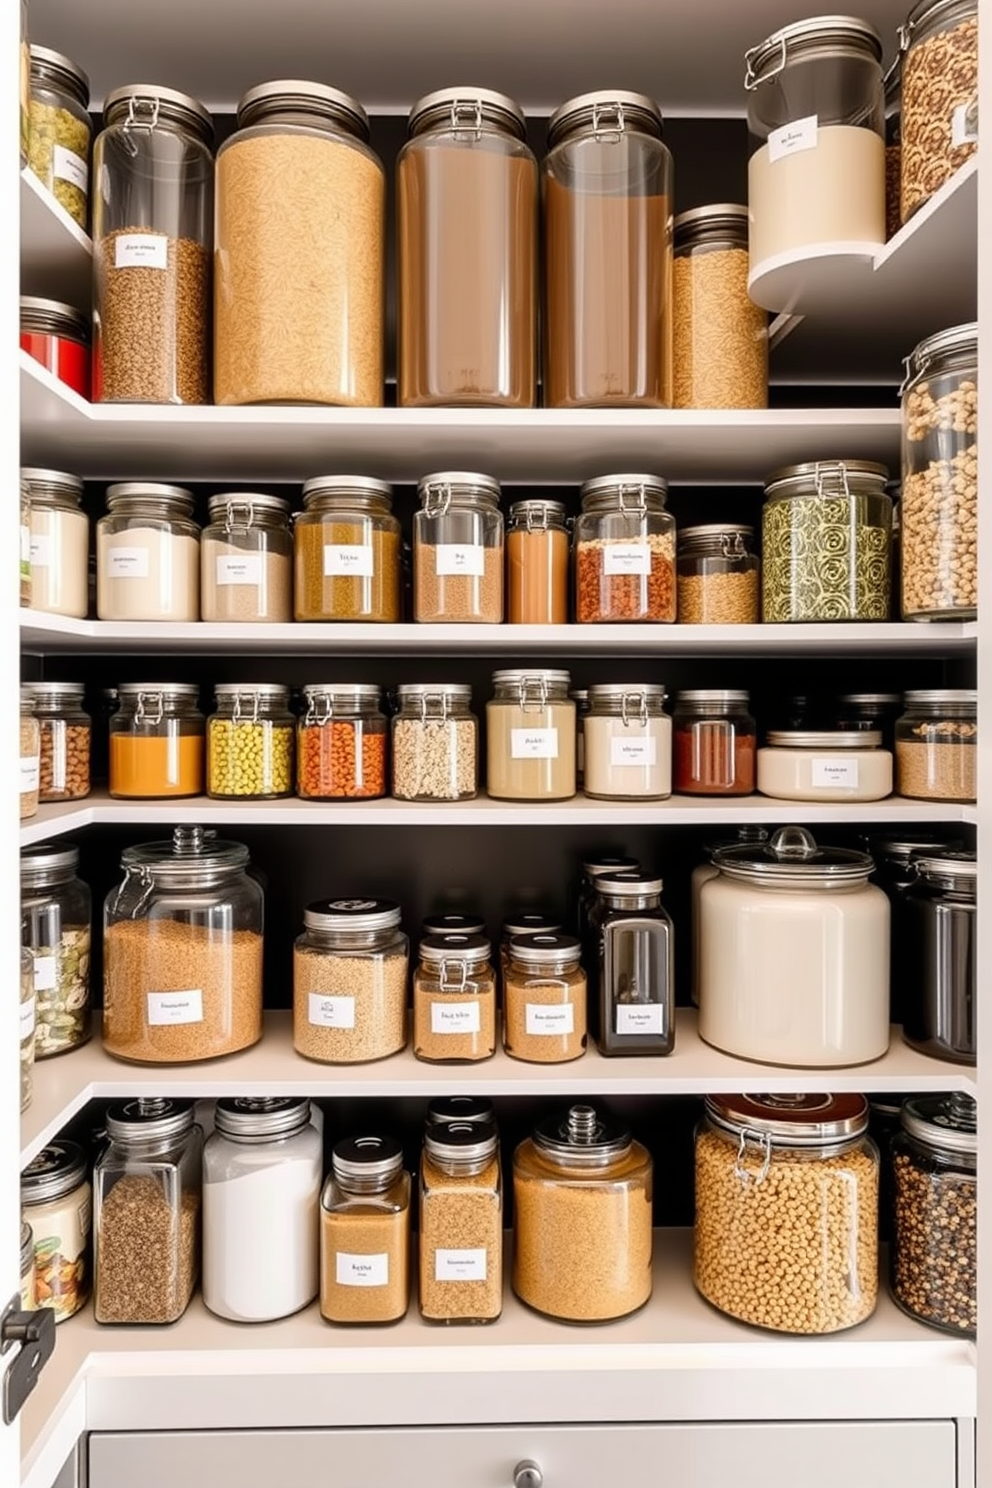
1, 1294, 55, 1423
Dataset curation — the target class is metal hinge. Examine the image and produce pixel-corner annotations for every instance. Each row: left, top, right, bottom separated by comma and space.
1, 1294, 55, 1423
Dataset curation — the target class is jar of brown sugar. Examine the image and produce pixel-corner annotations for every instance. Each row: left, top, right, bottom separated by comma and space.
27, 682, 91, 802
672, 689, 756, 796
297, 683, 388, 799
321, 1135, 411, 1325
506, 498, 569, 624
503, 932, 586, 1064
294, 476, 401, 621
672, 205, 767, 410
201, 493, 293, 622
574, 474, 675, 623
419, 1121, 502, 1324
413, 471, 503, 622
413, 933, 496, 1063
676, 523, 759, 625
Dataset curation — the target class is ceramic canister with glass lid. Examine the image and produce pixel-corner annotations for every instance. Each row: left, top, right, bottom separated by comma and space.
506, 499, 570, 624
27, 45, 91, 228
23, 468, 89, 619
486, 668, 576, 800
294, 476, 401, 622
574, 474, 676, 623
901, 851, 976, 1064
673, 690, 756, 796
27, 681, 91, 802
96, 483, 200, 621
583, 683, 671, 800
414, 934, 496, 1064
293, 898, 408, 1065
201, 493, 293, 622
20, 295, 90, 398
895, 689, 976, 801
21, 842, 91, 1058
690, 828, 769, 1006
589, 871, 674, 1057
109, 683, 205, 799
413, 471, 504, 623
297, 683, 388, 799
757, 727, 893, 802
676, 523, 759, 624
897, 0, 977, 225
207, 683, 295, 800
320, 1134, 411, 1325
391, 683, 478, 802
19, 688, 39, 822
672, 205, 768, 410
419, 1120, 502, 1324
503, 932, 586, 1064
21, 1140, 92, 1322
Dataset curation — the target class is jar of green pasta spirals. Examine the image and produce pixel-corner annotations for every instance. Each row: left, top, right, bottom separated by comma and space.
761, 460, 892, 623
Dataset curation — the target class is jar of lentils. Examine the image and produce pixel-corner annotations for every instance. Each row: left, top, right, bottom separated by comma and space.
676, 524, 759, 624
207, 683, 295, 799
391, 683, 478, 801
21, 842, 92, 1058
201, 492, 293, 622
895, 689, 976, 801
413, 472, 504, 623
414, 933, 496, 1063
294, 476, 401, 622
293, 898, 409, 1065
897, 0, 977, 224
297, 683, 387, 799
27, 681, 91, 802
672, 205, 767, 410
574, 474, 676, 622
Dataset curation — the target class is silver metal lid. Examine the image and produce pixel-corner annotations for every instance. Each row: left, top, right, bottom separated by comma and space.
417, 471, 501, 508
397, 683, 473, 705
302, 683, 382, 708
678, 522, 754, 543
420, 932, 491, 963
714, 825, 874, 884
331, 1134, 404, 1185
21, 842, 80, 882
105, 1096, 194, 1145
20, 296, 89, 341
745, 16, 882, 89
509, 931, 582, 967
901, 1093, 976, 1155
408, 87, 527, 140
579, 473, 668, 511
422, 913, 487, 937
301, 475, 393, 508
425, 1096, 496, 1128
106, 481, 195, 515
588, 683, 667, 704
863, 833, 961, 865
491, 668, 572, 689
508, 498, 568, 528
764, 459, 890, 499
207, 492, 291, 520
836, 693, 903, 707
676, 689, 750, 706
582, 855, 640, 877
21, 1140, 88, 1204
905, 322, 977, 383
548, 91, 663, 147
501, 912, 562, 938
914, 850, 977, 890
706, 1092, 869, 1144
213, 683, 291, 704
117, 682, 200, 703
304, 898, 402, 933
24, 681, 86, 703
533, 1104, 632, 1163
19, 688, 35, 714
103, 83, 214, 144
903, 689, 977, 707
21, 468, 85, 503
214, 1096, 312, 1140
425, 1120, 498, 1165
673, 203, 749, 250
120, 825, 250, 876
596, 869, 664, 896
29, 45, 89, 107
765, 728, 882, 748
236, 80, 369, 141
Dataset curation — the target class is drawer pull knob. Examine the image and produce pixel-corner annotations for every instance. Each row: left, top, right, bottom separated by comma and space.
514, 1461, 543, 1488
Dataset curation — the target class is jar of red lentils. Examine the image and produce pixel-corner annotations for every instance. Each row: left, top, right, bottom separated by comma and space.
297, 683, 387, 799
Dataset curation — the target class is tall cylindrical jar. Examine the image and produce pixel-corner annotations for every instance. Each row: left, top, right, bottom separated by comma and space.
321, 1135, 411, 1325
27, 46, 91, 229
897, 0, 977, 224
293, 898, 408, 1065
23, 467, 89, 619
21, 1141, 91, 1322
21, 842, 92, 1058
902, 851, 976, 1063
413, 472, 503, 623
589, 871, 674, 1056
96, 483, 200, 621
574, 475, 676, 623
419, 1122, 502, 1324
583, 683, 672, 800
672, 205, 767, 409
506, 499, 570, 624
109, 682, 205, 799
294, 476, 401, 621
486, 668, 576, 801
201, 493, 293, 622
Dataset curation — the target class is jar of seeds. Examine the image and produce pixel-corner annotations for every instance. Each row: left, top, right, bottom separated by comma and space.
503, 932, 586, 1064
414, 934, 496, 1063
21, 843, 91, 1058
293, 899, 408, 1065
413, 472, 504, 623
321, 1135, 411, 1325
28, 46, 91, 229
672, 205, 767, 410
391, 683, 478, 801
20, 947, 35, 1113
895, 690, 976, 801
20, 688, 39, 821
27, 681, 91, 802
207, 683, 295, 800
201, 493, 293, 622
21, 1140, 91, 1322
294, 476, 401, 622
897, 0, 977, 224
676, 524, 759, 624
574, 474, 676, 622
419, 1121, 502, 1324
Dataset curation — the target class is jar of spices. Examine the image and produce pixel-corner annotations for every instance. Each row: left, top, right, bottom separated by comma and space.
419, 1121, 502, 1324
690, 828, 769, 1005
23, 467, 89, 619
103, 826, 264, 1064
574, 475, 676, 623
109, 683, 205, 799
543, 92, 673, 408
761, 460, 892, 621
27, 46, 91, 229
321, 1134, 411, 1325
96, 483, 200, 621
201, 493, 293, 623
20, 1221, 35, 1311
895, 689, 976, 801
676, 524, 759, 625
834, 691, 904, 749
672, 205, 767, 409
414, 934, 496, 1063
20, 295, 90, 399
204, 1097, 322, 1322
897, 0, 977, 224
413, 472, 504, 623
902, 851, 976, 1064
20, 688, 39, 821
486, 668, 576, 801
695, 1093, 879, 1334
673, 690, 756, 796
500, 913, 563, 981
584, 683, 672, 800
570, 689, 590, 785
21, 842, 91, 1058
589, 871, 674, 1057
512, 1104, 653, 1322
293, 898, 408, 1065
21, 1140, 92, 1322
94, 1097, 202, 1325
216, 81, 383, 406
891, 1093, 976, 1336
207, 683, 294, 800
757, 727, 893, 802
503, 932, 586, 1064
27, 681, 91, 802
297, 683, 388, 799
20, 947, 35, 1113
392, 683, 478, 801
506, 499, 570, 624
294, 476, 401, 622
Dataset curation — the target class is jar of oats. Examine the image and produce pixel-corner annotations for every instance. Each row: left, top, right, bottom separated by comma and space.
897, 0, 977, 225
26, 681, 91, 802
321, 1134, 411, 1325
419, 1121, 502, 1323
676, 524, 759, 624
895, 690, 976, 801
413, 934, 496, 1063
672, 205, 767, 410
574, 474, 676, 623
293, 898, 408, 1065
391, 683, 478, 801
503, 932, 586, 1064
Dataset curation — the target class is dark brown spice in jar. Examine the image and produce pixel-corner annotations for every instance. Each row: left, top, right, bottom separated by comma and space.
94, 229, 210, 404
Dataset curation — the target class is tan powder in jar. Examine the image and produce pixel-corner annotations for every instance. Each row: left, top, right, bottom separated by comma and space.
414, 542, 503, 622
502, 970, 587, 1064
320, 1205, 409, 1324
418, 1151, 502, 1322
293, 945, 408, 1063
413, 978, 496, 1063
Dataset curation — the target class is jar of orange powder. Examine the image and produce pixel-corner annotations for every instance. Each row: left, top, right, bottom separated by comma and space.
298, 683, 387, 799
109, 683, 204, 798
506, 498, 569, 624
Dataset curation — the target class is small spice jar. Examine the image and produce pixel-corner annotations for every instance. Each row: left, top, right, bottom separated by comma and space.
413, 472, 504, 623
672, 205, 767, 410
589, 871, 674, 1056
486, 668, 576, 801
20, 295, 90, 399
109, 683, 205, 799
574, 475, 676, 623
891, 1093, 976, 1336
503, 932, 586, 1064
94, 1097, 203, 1325
897, 0, 977, 224
676, 524, 759, 625
757, 728, 893, 801
583, 683, 672, 800
673, 690, 756, 796
21, 842, 92, 1058
23, 467, 89, 619
506, 499, 570, 624
201, 493, 293, 622
27, 682, 91, 802
293, 898, 408, 1065
96, 483, 200, 621
21, 1140, 92, 1322
695, 1093, 879, 1334
570, 689, 590, 784
207, 683, 294, 800
512, 1104, 653, 1322
297, 683, 388, 799
294, 476, 401, 622
895, 689, 976, 801
834, 691, 904, 750
391, 683, 478, 802
20, 947, 35, 1113
419, 1121, 502, 1324
20, 688, 39, 821
321, 1134, 411, 1325
20, 1221, 35, 1311
902, 851, 976, 1064
414, 934, 496, 1063
27, 46, 91, 229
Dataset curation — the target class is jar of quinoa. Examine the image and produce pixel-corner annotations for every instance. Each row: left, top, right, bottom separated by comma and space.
895, 689, 976, 801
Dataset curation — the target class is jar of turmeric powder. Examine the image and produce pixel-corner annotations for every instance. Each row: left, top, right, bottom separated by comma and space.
506, 499, 569, 624
297, 683, 387, 799
294, 476, 401, 621
109, 683, 204, 799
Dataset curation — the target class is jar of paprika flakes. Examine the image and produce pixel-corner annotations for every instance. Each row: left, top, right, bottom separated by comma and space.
297, 683, 387, 799
574, 474, 675, 622
672, 690, 756, 796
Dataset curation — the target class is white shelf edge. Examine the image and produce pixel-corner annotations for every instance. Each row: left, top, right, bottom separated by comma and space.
20, 165, 93, 257
873, 159, 979, 273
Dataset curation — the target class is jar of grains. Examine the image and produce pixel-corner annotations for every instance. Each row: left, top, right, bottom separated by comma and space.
574, 474, 676, 623
419, 1121, 502, 1324
486, 668, 576, 801
512, 1104, 653, 1322
204, 1097, 322, 1322
20, 689, 39, 821
392, 683, 478, 801
94, 1097, 203, 1325
542, 92, 673, 408
21, 1140, 92, 1322
834, 691, 904, 750
320, 1134, 411, 1325
672, 205, 768, 409
589, 871, 674, 1057
297, 683, 388, 799
215, 81, 384, 406
500, 913, 563, 982
895, 689, 976, 801
506, 498, 570, 624
695, 1093, 879, 1334
23, 467, 89, 619
761, 460, 892, 621
96, 483, 200, 621
584, 683, 672, 800
571, 689, 590, 785
207, 683, 294, 800
689, 828, 769, 1006
902, 850, 976, 1064
20, 946, 35, 1113
673, 690, 756, 796
20, 295, 90, 399
21, 842, 92, 1058
27, 46, 91, 229
27, 682, 91, 802
109, 683, 205, 799
20, 1221, 35, 1311
900, 323, 977, 619
413, 471, 504, 623
757, 727, 893, 802
897, 0, 977, 224
503, 932, 586, 1064
201, 493, 293, 623
102, 826, 264, 1064
293, 898, 408, 1065
676, 524, 760, 625
92, 85, 213, 404
891, 1093, 976, 1335
294, 476, 401, 622
414, 934, 496, 1064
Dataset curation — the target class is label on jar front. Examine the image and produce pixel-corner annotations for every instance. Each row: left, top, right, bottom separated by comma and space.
147, 990, 204, 1026
525, 1003, 574, 1035
20, 755, 39, 793
810, 757, 860, 789
616, 1003, 664, 1034
610, 735, 657, 767
20, 998, 35, 1040
335, 1252, 389, 1287
435, 544, 485, 577
216, 554, 263, 587
510, 728, 559, 759
768, 114, 818, 163
952, 101, 978, 148
53, 144, 89, 193
324, 544, 374, 577
309, 993, 356, 1029
32, 954, 56, 992
107, 546, 150, 579
435, 1247, 487, 1282
603, 544, 651, 576
430, 1001, 481, 1034
20, 523, 30, 574
29, 533, 51, 569
114, 232, 169, 270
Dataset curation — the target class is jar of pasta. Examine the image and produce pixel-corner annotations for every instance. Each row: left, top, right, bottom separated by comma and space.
201, 493, 293, 622
897, 0, 977, 224
584, 683, 671, 800
293, 898, 408, 1065
506, 498, 569, 624
503, 932, 586, 1063
419, 1121, 502, 1323
21, 1140, 91, 1322
207, 683, 294, 800
27, 681, 91, 802
414, 934, 496, 1063
413, 472, 503, 623
574, 474, 676, 622
21, 842, 92, 1058
486, 668, 576, 801
109, 683, 205, 798
294, 476, 401, 622
297, 683, 387, 799
672, 205, 767, 409
23, 467, 89, 619
321, 1134, 411, 1325
27, 46, 91, 229
96, 483, 200, 621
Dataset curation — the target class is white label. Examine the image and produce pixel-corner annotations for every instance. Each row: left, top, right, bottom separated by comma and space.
768, 114, 819, 163
525, 1003, 575, 1036
335, 1252, 389, 1287
435, 543, 485, 577
435, 1248, 487, 1282
616, 1004, 665, 1035
324, 544, 374, 577
107, 546, 150, 579
811, 757, 860, 789
610, 735, 657, 768
216, 554, 263, 587
147, 990, 204, 1026
20, 998, 35, 1041
20, 524, 31, 569
952, 101, 978, 148
20, 756, 39, 793
603, 544, 651, 575
29, 533, 51, 569
430, 1001, 481, 1034
114, 232, 169, 270
308, 994, 356, 1030
53, 144, 89, 193
32, 954, 56, 993
510, 727, 559, 760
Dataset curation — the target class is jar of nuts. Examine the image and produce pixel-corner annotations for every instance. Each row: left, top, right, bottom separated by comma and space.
574, 474, 676, 623
694, 1093, 879, 1334
27, 681, 91, 802
413, 933, 496, 1063
207, 683, 295, 800
895, 689, 976, 801
896, 0, 977, 225
676, 524, 759, 625
297, 683, 388, 799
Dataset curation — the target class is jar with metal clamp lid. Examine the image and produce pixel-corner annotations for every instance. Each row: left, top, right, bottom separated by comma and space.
503, 932, 586, 1064
26, 681, 91, 802
506, 498, 570, 623
21, 1140, 92, 1322
414, 933, 496, 1063
895, 689, 977, 801
201, 492, 293, 622
673, 689, 755, 796
293, 898, 408, 1065
419, 1121, 502, 1323
896, 0, 977, 224
392, 683, 478, 801
21, 841, 92, 1058
109, 682, 204, 798
486, 668, 576, 800
676, 523, 759, 624
297, 683, 387, 799
589, 870, 674, 1056
294, 476, 401, 621
902, 850, 976, 1064
321, 1134, 411, 1325
20, 294, 90, 398
23, 467, 89, 619
413, 471, 504, 622
574, 474, 676, 622
583, 683, 671, 799
27, 45, 91, 228
96, 482, 200, 620
207, 683, 294, 799
672, 205, 768, 409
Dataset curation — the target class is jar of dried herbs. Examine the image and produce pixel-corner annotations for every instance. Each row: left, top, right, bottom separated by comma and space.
294, 476, 401, 621
21, 842, 91, 1058
28, 46, 91, 229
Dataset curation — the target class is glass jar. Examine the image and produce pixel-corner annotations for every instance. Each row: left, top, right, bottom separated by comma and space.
21, 1140, 92, 1322
293, 898, 408, 1064
398, 88, 537, 409
27, 681, 91, 802
895, 689, 976, 801
745, 18, 885, 268
543, 92, 673, 408
589, 871, 674, 1056
761, 460, 892, 621
500, 913, 562, 981
20, 946, 35, 1113
201, 493, 293, 622
21, 842, 91, 1058
699, 827, 890, 1066
861, 832, 963, 1026
570, 689, 590, 784
109, 682, 205, 798
28, 46, 91, 229
96, 483, 200, 621
503, 932, 586, 1064
574, 475, 676, 622
21, 295, 90, 398
689, 828, 768, 1005
897, 0, 977, 223
902, 851, 976, 1063
23, 467, 89, 618
294, 476, 401, 622
574, 855, 639, 963
419, 1122, 502, 1323
20, 1221, 35, 1311
891, 1093, 976, 1335
297, 683, 387, 799
512, 1105, 653, 1321
204, 1097, 322, 1322
695, 1093, 879, 1334
413, 472, 504, 623
392, 683, 478, 801
506, 499, 569, 624
672, 205, 768, 409
20, 473, 31, 607
834, 691, 904, 749
584, 683, 672, 800
19, 0, 28, 168
320, 1134, 411, 1325
425, 1096, 496, 1132
92, 85, 213, 404
757, 728, 893, 801
884, 68, 901, 240
216, 81, 384, 406
207, 683, 295, 800
94, 1097, 203, 1324
414, 934, 496, 1063
673, 690, 755, 796
676, 523, 760, 624
486, 668, 576, 800
103, 826, 264, 1063
20, 689, 39, 821
900, 323, 977, 619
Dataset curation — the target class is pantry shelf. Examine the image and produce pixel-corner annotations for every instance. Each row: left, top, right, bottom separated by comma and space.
19, 166, 92, 308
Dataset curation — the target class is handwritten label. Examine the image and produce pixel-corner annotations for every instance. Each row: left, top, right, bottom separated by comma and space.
53, 144, 89, 193
308, 994, 356, 1029
510, 727, 558, 760
431, 1001, 481, 1034
616, 1004, 664, 1035
810, 757, 860, 789
324, 544, 374, 577
525, 1003, 575, 1035
336, 1252, 388, 1287
107, 546, 150, 579
216, 554, 263, 586
435, 1248, 487, 1282
435, 544, 485, 577
610, 735, 657, 767
147, 990, 204, 1026
603, 544, 651, 576
114, 232, 168, 270
768, 114, 819, 163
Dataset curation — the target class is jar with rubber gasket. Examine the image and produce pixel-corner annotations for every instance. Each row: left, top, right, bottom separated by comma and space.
673, 690, 755, 796
297, 683, 388, 800
413, 472, 504, 622
589, 870, 674, 1056
574, 474, 676, 623
96, 483, 200, 621
201, 492, 293, 622
391, 683, 478, 802
294, 476, 401, 622
676, 524, 759, 624
895, 689, 976, 801
503, 932, 586, 1064
672, 205, 767, 410
902, 851, 976, 1064
419, 1121, 502, 1324
583, 684, 671, 800
413, 934, 496, 1064
109, 683, 204, 799
320, 1134, 411, 1325
506, 498, 570, 624
21, 842, 92, 1058
23, 468, 89, 619
28, 46, 91, 229
27, 681, 91, 802
486, 668, 576, 800
207, 684, 295, 800
293, 898, 409, 1065
897, 0, 977, 225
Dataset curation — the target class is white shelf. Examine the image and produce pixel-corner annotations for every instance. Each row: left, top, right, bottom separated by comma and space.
19, 168, 92, 309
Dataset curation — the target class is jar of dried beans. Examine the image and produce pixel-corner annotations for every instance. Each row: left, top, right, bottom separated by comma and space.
486, 668, 576, 801
21, 842, 92, 1058
414, 934, 496, 1063
27, 46, 91, 229
201, 492, 293, 622
503, 932, 586, 1064
294, 476, 401, 622
392, 683, 478, 801
109, 682, 205, 798
413, 471, 504, 623
21, 1140, 91, 1322
897, 0, 977, 224
20, 295, 90, 398
321, 1134, 411, 1325
27, 681, 91, 802
672, 205, 767, 409
584, 683, 672, 800
23, 467, 89, 619
895, 689, 976, 801
293, 898, 408, 1065
297, 683, 387, 799
20, 688, 39, 820
96, 483, 200, 621
506, 498, 570, 624
574, 474, 675, 623
676, 523, 759, 624
757, 727, 892, 802
207, 683, 294, 799
902, 850, 976, 1064
589, 871, 674, 1057
419, 1121, 502, 1323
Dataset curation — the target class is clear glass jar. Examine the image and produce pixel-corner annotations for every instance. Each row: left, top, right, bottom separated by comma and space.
20, 294, 90, 398
543, 92, 673, 408
92, 85, 213, 405
392, 683, 478, 801
506, 499, 569, 624
676, 523, 759, 624
21, 842, 91, 1058
570, 689, 590, 784
204, 1097, 322, 1322
94, 1097, 202, 1324
900, 323, 977, 619
413, 472, 504, 623
419, 1122, 502, 1323
294, 476, 401, 622
898, 0, 977, 223
20, 689, 39, 820
20, 1220, 35, 1311
297, 683, 387, 799
109, 682, 205, 798
895, 689, 976, 801
757, 727, 893, 801
414, 934, 496, 1063
885, 68, 901, 240
902, 851, 976, 1063
834, 691, 904, 750
574, 475, 676, 622
673, 689, 755, 796
201, 492, 293, 622
21, 1140, 91, 1323
207, 683, 294, 800
20, 946, 35, 1113
512, 1104, 653, 1321
23, 467, 89, 619
103, 826, 264, 1063
28, 46, 91, 229
689, 828, 768, 1006
321, 1134, 411, 1325
398, 88, 537, 409
695, 1093, 879, 1334
27, 681, 91, 802
216, 81, 384, 407
504, 932, 586, 1064
589, 871, 674, 1056
672, 205, 767, 409
584, 683, 672, 800
96, 483, 200, 621
20, 473, 31, 607
293, 898, 408, 1064
486, 668, 576, 800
